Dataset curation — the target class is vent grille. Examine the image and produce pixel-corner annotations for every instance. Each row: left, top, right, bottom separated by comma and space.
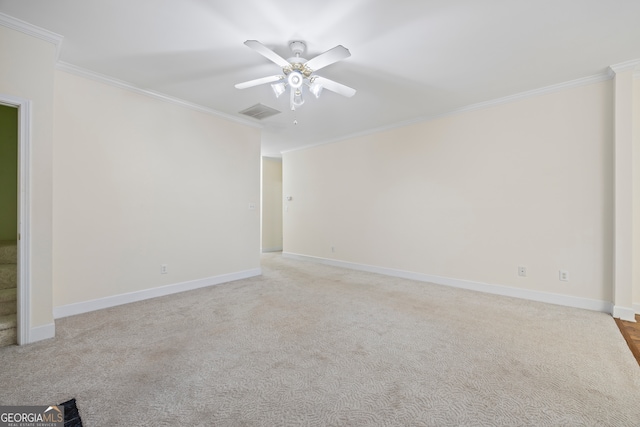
239, 103, 281, 120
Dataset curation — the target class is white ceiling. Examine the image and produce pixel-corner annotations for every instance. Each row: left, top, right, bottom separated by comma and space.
1, 0, 640, 156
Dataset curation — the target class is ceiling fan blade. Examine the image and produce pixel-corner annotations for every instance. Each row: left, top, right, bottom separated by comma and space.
313, 76, 356, 97
235, 75, 283, 89
304, 45, 351, 72
244, 40, 290, 68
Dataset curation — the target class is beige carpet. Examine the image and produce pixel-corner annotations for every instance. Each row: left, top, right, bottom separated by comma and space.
1, 253, 639, 426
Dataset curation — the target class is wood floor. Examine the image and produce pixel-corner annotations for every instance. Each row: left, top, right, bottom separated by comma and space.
615, 314, 640, 366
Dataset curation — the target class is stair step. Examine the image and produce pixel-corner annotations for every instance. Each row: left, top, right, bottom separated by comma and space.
0, 300, 16, 316
0, 241, 17, 265
0, 314, 16, 331
0, 264, 17, 290
0, 327, 16, 347
0, 287, 17, 304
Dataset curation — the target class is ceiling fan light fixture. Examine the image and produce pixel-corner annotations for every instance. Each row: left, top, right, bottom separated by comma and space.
271, 82, 286, 98
287, 71, 304, 89
236, 40, 356, 113
309, 80, 323, 98
290, 88, 304, 110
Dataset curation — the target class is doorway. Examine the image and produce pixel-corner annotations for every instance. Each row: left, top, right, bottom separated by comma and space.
0, 94, 31, 345
261, 157, 283, 253
0, 103, 18, 346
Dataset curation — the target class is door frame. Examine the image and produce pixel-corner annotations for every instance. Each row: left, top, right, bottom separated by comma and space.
0, 94, 31, 345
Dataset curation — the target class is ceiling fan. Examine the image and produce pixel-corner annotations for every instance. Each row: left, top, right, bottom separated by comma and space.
235, 40, 356, 111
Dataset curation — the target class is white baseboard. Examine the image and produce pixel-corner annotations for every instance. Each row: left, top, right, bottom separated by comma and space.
53, 268, 262, 319
262, 247, 283, 253
633, 303, 640, 315
28, 322, 55, 344
283, 252, 613, 314
613, 305, 637, 322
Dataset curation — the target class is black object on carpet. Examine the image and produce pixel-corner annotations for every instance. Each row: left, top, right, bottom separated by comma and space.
59, 398, 83, 427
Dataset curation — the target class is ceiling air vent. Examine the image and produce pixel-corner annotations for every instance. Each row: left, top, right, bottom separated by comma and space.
239, 103, 281, 120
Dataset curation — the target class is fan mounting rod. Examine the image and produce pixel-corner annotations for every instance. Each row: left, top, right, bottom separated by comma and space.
284, 41, 311, 77
289, 41, 306, 57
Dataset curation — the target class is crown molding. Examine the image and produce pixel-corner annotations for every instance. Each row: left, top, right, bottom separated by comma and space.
0, 12, 63, 61
282, 71, 613, 155
449, 73, 612, 116
56, 61, 261, 129
0, 12, 258, 129
608, 58, 640, 76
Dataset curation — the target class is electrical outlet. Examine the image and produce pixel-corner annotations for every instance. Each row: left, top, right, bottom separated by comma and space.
518, 266, 527, 277
161, 264, 168, 274
559, 270, 569, 281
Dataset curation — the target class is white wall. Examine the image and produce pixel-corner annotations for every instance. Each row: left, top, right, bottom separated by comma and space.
284, 81, 614, 304
52, 70, 261, 308
0, 25, 56, 329
262, 157, 283, 252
